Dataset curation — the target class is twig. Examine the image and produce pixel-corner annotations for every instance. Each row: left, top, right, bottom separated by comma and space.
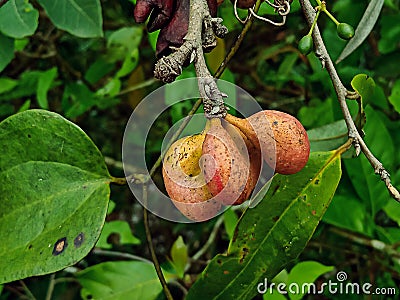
329, 227, 400, 260
45, 274, 55, 300
191, 215, 224, 262
299, 0, 400, 202
116, 78, 158, 96
19, 280, 36, 300
92, 248, 153, 264
142, 184, 173, 300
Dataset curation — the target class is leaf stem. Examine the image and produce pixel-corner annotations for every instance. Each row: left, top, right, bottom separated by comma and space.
322, 6, 340, 26
92, 248, 153, 264
45, 274, 56, 300
110, 176, 127, 185
308, 9, 321, 36
19, 280, 36, 300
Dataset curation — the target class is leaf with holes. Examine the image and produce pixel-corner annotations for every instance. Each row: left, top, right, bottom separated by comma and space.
0, 109, 111, 284
186, 151, 342, 300
36, 0, 103, 38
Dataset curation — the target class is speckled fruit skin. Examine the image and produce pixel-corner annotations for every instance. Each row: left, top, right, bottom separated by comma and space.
225, 110, 310, 175
201, 118, 250, 206
249, 110, 310, 175
222, 122, 262, 205
162, 132, 221, 221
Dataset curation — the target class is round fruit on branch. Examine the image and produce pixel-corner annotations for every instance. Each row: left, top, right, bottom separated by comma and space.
162, 130, 222, 221
225, 110, 310, 175
162, 117, 262, 220
201, 118, 252, 206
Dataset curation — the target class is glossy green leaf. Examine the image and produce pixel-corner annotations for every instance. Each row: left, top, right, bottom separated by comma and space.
388, 79, 400, 114
186, 151, 342, 300
287, 261, 334, 300
37, 0, 103, 38
76, 261, 171, 300
0, 0, 39, 38
307, 120, 347, 152
0, 77, 17, 94
263, 292, 287, 300
37, 67, 58, 109
0, 33, 14, 73
336, 0, 384, 63
170, 236, 188, 278
0, 109, 111, 284
96, 221, 140, 249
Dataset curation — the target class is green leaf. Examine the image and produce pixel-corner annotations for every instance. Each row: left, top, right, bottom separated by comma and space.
336, 0, 384, 63
0, 0, 39, 38
96, 78, 121, 97
0, 33, 14, 73
107, 200, 116, 215
383, 200, 400, 227
378, 15, 400, 54
170, 236, 188, 278
76, 261, 171, 300
287, 261, 334, 300
96, 220, 140, 249
62, 82, 97, 118
263, 292, 287, 300
307, 120, 347, 152
147, 30, 159, 53
388, 79, 400, 114
37, 0, 103, 38
0, 71, 40, 101
351, 74, 375, 106
186, 151, 342, 300
37, 67, 58, 109
0, 77, 17, 94
323, 194, 375, 236
17, 99, 31, 112
298, 98, 335, 128
223, 208, 239, 240
0, 109, 111, 284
